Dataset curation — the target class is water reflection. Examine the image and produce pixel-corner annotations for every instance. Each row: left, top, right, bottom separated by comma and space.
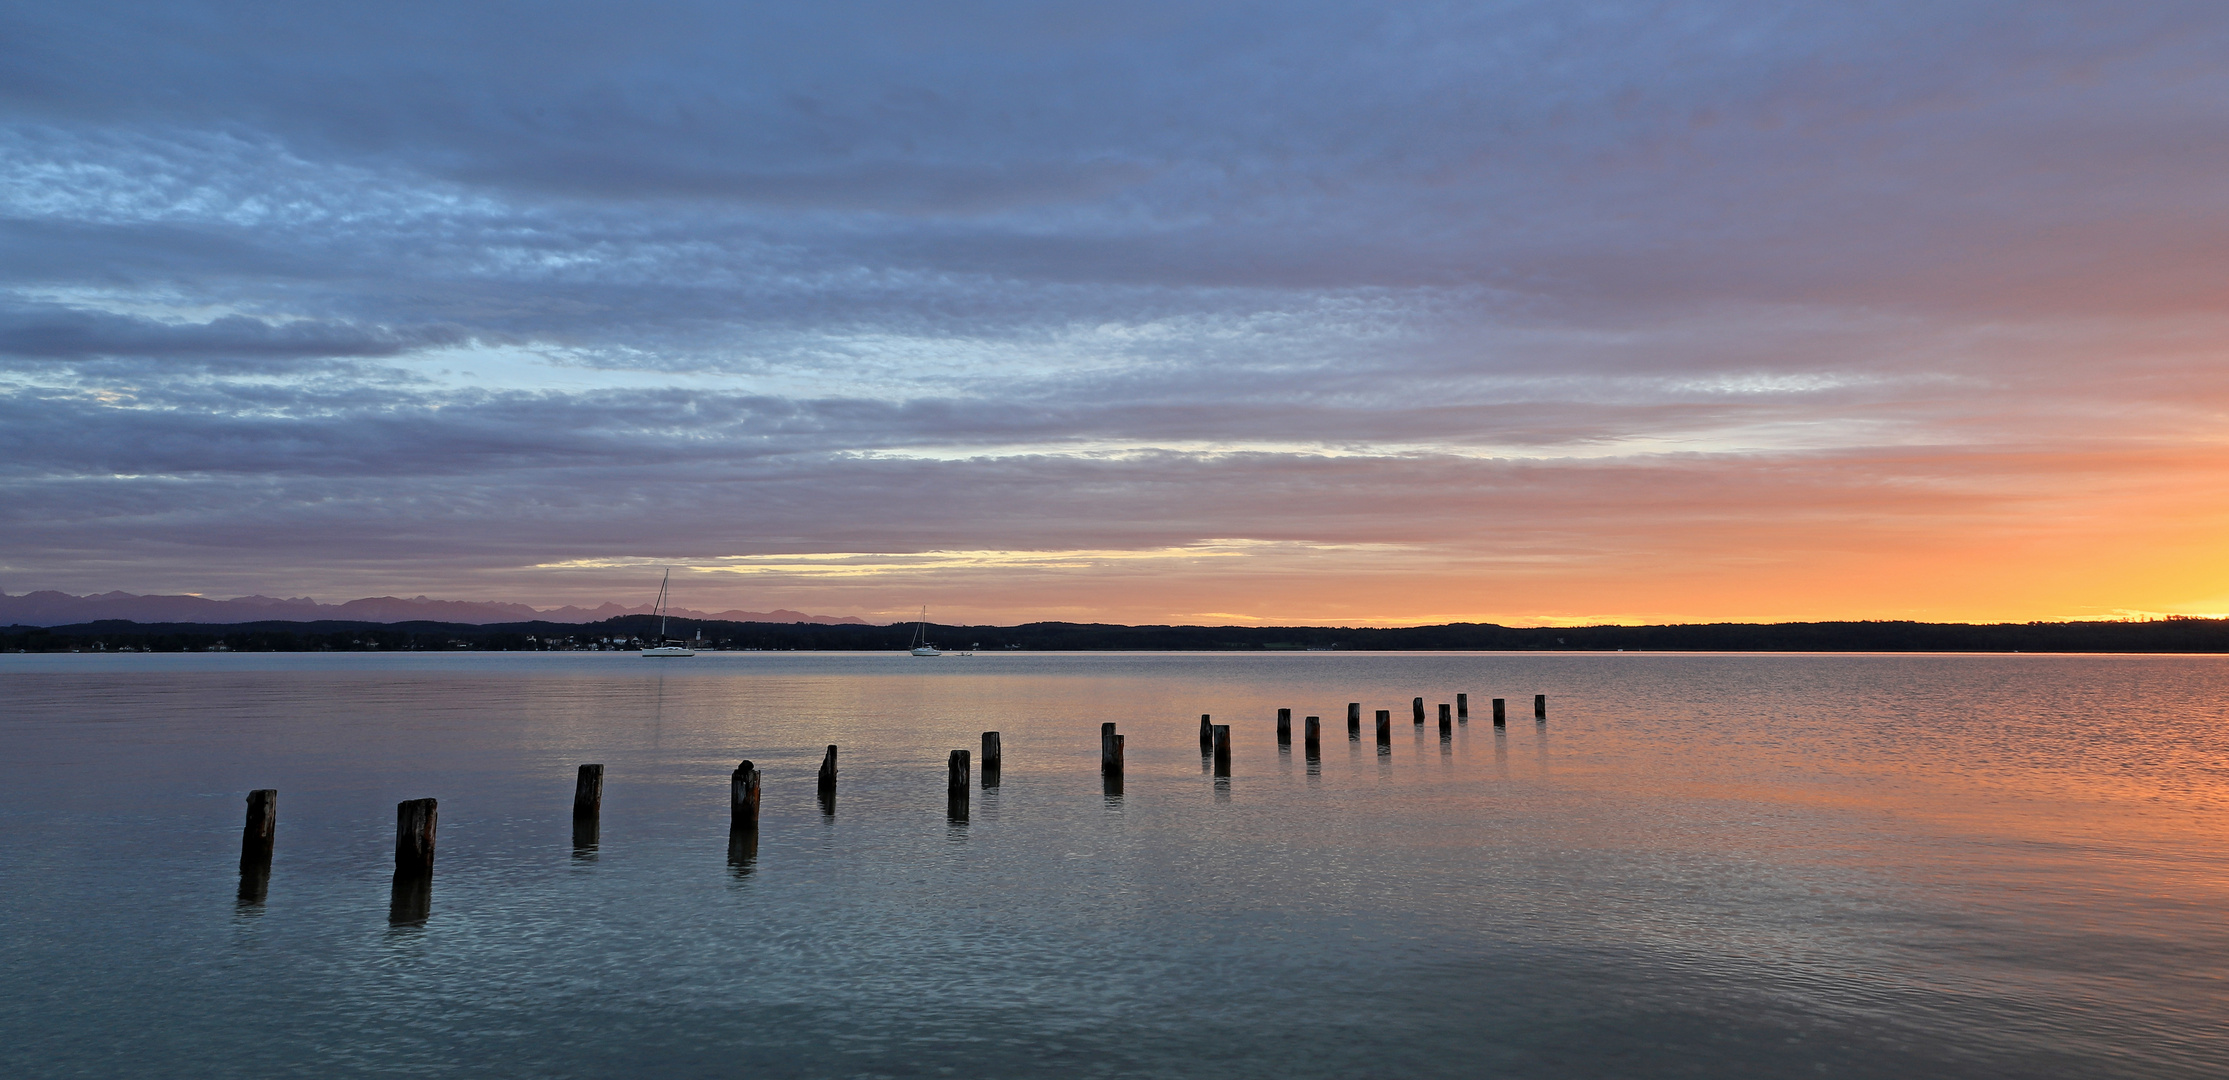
726, 825, 758, 878
235, 865, 269, 910
12, 653, 2229, 1079
571, 819, 599, 861
387, 873, 431, 925
817, 786, 836, 819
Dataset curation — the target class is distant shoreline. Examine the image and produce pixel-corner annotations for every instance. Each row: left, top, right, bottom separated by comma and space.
7, 616, 2228, 654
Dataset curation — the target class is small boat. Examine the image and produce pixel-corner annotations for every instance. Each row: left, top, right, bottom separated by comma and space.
909, 607, 940, 657
640, 569, 696, 657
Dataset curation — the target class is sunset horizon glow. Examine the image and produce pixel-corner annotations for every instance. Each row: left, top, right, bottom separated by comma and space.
6, 3, 2228, 627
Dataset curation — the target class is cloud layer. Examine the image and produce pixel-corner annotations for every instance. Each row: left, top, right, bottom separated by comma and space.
5, 1, 2229, 623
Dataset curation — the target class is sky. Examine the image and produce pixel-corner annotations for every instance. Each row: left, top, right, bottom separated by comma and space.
4, 0, 2228, 626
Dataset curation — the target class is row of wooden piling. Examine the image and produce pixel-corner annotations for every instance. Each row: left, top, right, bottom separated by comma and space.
239, 692, 1545, 915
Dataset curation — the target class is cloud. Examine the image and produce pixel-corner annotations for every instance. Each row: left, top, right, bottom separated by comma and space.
0, 302, 465, 367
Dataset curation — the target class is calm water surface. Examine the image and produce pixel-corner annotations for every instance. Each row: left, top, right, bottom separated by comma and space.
2, 652, 2225, 1078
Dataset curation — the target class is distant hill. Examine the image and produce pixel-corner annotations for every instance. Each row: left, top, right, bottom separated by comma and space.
0, 589, 865, 627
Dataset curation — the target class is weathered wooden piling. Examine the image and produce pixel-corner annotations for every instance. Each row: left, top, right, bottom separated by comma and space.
981, 731, 1002, 787
240, 789, 277, 873
1277, 708, 1292, 745
394, 798, 438, 877
1304, 715, 1321, 754
1375, 709, 1392, 745
1439, 704, 1452, 738
1535, 694, 1547, 719
1347, 702, 1361, 737
731, 761, 761, 828
1101, 722, 1124, 776
1211, 724, 1232, 776
1412, 697, 1426, 725
1199, 713, 1214, 753
948, 749, 971, 821
817, 745, 839, 792
1492, 698, 1506, 728
1457, 693, 1468, 718
573, 765, 603, 822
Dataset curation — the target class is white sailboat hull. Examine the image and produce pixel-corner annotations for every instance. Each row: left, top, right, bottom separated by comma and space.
641, 646, 696, 657
910, 646, 941, 656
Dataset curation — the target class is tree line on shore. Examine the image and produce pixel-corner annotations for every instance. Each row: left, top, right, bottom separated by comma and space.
6, 615, 2229, 653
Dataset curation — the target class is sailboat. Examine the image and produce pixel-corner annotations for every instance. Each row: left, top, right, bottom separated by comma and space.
640, 569, 697, 657
909, 606, 940, 657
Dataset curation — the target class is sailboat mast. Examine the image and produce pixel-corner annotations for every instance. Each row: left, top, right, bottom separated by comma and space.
657, 569, 670, 639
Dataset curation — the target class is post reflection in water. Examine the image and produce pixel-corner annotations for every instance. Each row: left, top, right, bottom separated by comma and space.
387, 873, 431, 926
726, 825, 758, 878
235, 866, 269, 910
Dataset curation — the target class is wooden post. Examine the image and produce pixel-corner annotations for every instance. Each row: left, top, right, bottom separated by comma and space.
817, 745, 838, 792
1412, 697, 1425, 725
1535, 694, 1547, 719
948, 749, 971, 796
1211, 724, 1231, 776
240, 789, 277, 873
394, 798, 437, 877
1438, 704, 1451, 738
1101, 722, 1123, 776
1303, 715, 1320, 754
1346, 702, 1361, 738
1457, 693, 1468, 718
981, 731, 1002, 787
1492, 698, 1506, 728
573, 765, 603, 822
1277, 708, 1292, 745
1199, 713, 1214, 753
731, 761, 761, 828
1375, 709, 1391, 746
948, 749, 970, 821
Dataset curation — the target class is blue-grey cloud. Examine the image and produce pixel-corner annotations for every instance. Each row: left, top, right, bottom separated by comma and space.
0, 303, 464, 364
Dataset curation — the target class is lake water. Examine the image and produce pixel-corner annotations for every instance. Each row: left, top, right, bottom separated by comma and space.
2, 651, 2224, 1078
